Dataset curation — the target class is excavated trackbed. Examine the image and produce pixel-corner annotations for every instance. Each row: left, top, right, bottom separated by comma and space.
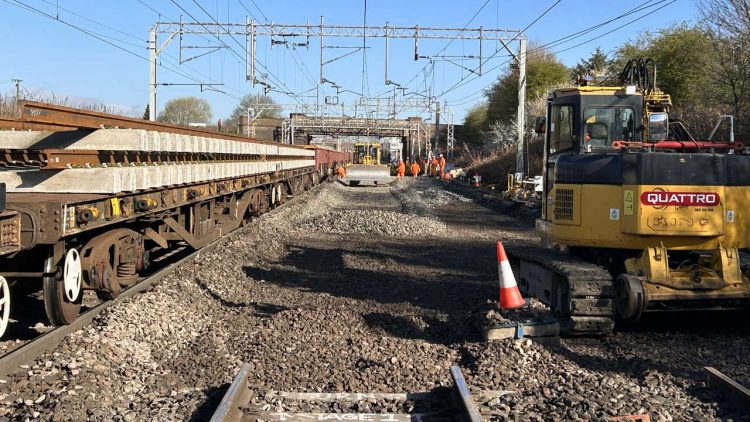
0, 179, 747, 421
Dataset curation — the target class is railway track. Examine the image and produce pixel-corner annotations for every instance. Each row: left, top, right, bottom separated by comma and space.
210, 364, 495, 422
0, 182, 326, 379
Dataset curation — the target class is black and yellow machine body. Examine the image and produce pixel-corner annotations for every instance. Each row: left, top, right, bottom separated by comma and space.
344, 141, 393, 186
522, 82, 750, 330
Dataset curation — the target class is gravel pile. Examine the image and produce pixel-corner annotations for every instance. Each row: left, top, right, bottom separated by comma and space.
245, 306, 457, 394
298, 209, 447, 237
464, 339, 724, 420
0, 178, 747, 421
294, 179, 449, 237
410, 183, 472, 208
391, 178, 456, 217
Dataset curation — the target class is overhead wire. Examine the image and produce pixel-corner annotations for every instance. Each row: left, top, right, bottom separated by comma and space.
12, 0, 248, 101
64, 0, 246, 99
0, 0, 231, 97
3, 0, 145, 60
395, 0, 493, 96
548, 1, 676, 54
170, 0, 302, 103
438, 0, 673, 103
5, 0, 678, 117
186, 0, 283, 96
437, 0, 563, 102
247, 0, 269, 23
39, 0, 142, 43
233, 0, 327, 100
225, 0, 328, 102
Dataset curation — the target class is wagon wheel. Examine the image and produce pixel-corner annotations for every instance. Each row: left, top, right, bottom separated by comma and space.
0, 276, 10, 338
43, 248, 82, 326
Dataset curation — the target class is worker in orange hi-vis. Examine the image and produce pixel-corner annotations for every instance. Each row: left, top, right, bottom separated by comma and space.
397, 160, 406, 179
439, 154, 446, 178
336, 165, 346, 179
431, 156, 439, 177
410, 161, 420, 178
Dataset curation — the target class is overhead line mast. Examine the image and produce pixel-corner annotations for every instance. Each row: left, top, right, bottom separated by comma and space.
149, 19, 526, 157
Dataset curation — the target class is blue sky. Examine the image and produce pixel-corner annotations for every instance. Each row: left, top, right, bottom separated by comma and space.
0, 0, 697, 121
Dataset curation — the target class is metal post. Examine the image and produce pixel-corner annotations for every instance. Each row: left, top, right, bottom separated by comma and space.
245, 17, 250, 82
414, 25, 419, 60
178, 15, 183, 63
251, 19, 256, 85
251, 107, 254, 138
445, 100, 454, 160
291, 116, 295, 145
12, 79, 21, 103
12, 78, 22, 118
478, 27, 483, 76
515, 38, 526, 176
434, 101, 440, 155
384, 22, 389, 84
148, 29, 157, 121
444, 100, 448, 154
319, 16, 324, 83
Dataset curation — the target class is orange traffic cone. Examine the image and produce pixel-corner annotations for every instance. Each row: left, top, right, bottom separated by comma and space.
496, 241, 525, 309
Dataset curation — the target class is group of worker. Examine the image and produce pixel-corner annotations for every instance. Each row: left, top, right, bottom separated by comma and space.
396, 160, 422, 179
395, 153, 447, 179
336, 153, 447, 181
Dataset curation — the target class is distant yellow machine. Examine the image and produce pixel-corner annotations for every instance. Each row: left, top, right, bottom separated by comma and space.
343, 141, 393, 186
512, 58, 750, 334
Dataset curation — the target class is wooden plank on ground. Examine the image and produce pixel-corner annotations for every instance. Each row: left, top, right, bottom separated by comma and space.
246, 412, 452, 422
484, 320, 559, 340
269, 391, 432, 401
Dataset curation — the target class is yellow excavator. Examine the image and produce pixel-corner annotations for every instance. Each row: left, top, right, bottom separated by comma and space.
511, 58, 750, 334
343, 141, 393, 186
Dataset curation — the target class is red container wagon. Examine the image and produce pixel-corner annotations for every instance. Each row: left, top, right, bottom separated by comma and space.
305, 146, 352, 181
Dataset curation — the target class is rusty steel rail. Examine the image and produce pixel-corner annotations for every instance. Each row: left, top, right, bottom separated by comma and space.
705, 367, 750, 413
212, 364, 497, 421
0, 182, 325, 379
16, 101, 284, 146
450, 365, 483, 422
0, 116, 75, 132
209, 363, 253, 422
0, 243, 201, 378
0, 230, 235, 377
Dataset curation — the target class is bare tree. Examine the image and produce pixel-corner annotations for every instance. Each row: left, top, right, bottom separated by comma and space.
223, 94, 281, 133
697, 0, 750, 139
697, 0, 750, 38
157, 97, 212, 126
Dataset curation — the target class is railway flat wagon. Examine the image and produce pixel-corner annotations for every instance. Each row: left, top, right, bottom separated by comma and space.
0, 101, 324, 336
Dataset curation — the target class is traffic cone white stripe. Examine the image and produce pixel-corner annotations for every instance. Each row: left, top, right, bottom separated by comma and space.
498, 261, 518, 287
496, 241, 525, 309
